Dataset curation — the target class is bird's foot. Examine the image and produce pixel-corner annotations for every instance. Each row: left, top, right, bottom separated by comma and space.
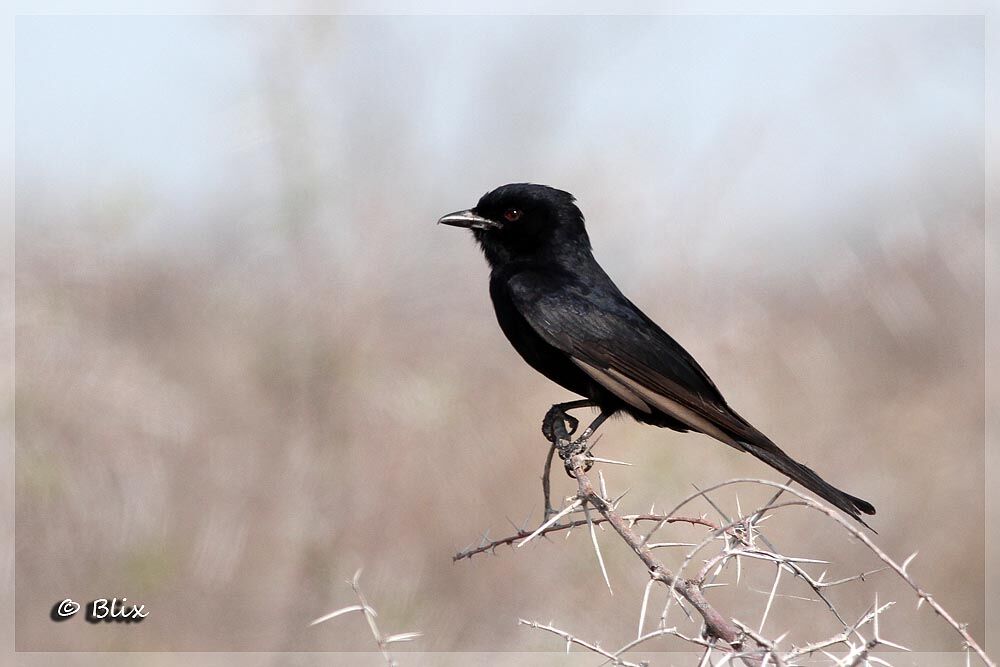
541, 405, 579, 442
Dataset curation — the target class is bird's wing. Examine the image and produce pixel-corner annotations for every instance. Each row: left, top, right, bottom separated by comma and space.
506, 271, 758, 447
506, 269, 877, 523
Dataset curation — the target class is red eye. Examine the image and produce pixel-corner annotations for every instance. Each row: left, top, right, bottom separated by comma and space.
503, 208, 522, 222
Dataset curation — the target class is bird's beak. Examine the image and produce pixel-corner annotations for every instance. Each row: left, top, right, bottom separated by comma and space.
437, 209, 501, 231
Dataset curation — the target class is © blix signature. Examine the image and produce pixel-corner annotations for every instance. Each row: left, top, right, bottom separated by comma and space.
51, 597, 148, 623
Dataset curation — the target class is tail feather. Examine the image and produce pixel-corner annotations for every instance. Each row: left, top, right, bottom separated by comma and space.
737, 437, 876, 530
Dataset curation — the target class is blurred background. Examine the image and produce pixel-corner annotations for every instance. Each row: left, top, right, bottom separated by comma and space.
14, 14, 985, 655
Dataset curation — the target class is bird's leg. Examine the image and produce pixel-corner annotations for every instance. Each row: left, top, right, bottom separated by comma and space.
561, 409, 613, 477
540, 399, 596, 519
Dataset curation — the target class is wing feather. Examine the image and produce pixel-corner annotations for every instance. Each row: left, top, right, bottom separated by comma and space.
570, 358, 651, 413
504, 268, 876, 523
507, 271, 754, 444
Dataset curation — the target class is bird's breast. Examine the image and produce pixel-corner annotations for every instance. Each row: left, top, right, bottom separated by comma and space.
488, 272, 597, 400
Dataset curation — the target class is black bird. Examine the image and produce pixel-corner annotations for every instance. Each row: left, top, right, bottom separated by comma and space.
438, 183, 875, 526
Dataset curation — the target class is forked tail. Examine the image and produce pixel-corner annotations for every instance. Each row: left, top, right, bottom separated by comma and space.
737, 436, 876, 530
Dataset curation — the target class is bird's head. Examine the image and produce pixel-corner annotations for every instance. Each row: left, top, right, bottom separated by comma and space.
438, 183, 591, 266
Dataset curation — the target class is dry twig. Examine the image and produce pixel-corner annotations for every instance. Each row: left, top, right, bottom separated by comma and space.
309, 569, 422, 666
456, 429, 993, 666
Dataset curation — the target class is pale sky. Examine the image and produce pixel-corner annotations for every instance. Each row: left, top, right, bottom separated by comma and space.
15, 15, 984, 272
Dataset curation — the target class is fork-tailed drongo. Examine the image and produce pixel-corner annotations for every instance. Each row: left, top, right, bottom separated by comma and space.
439, 183, 875, 525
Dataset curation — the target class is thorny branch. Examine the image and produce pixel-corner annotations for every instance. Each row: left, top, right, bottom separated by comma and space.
561, 449, 746, 649
663, 478, 994, 667
309, 569, 422, 666
453, 512, 716, 562
455, 431, 995, 666
517, 618, 646, 667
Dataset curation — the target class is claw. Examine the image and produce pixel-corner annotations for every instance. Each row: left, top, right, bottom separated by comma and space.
541, 405, 579, 442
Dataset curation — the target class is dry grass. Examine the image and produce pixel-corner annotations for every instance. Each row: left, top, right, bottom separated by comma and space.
14, 190, 984, 653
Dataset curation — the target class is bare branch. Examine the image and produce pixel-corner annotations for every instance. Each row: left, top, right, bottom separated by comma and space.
311, 570, 421, 667
714, 479, 994, 667
460, 439, 994, 667
454, 512, 716, 561
561, 452, 750, 653
517, 618, 644, 667
517, 498, 582, 548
